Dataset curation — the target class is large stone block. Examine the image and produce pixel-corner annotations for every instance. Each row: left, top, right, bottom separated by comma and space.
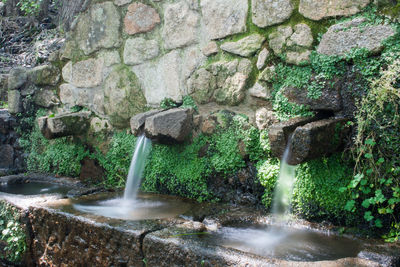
268, 117, 317, 160
124, 2, 160, 35
33, 89, 60, 108
200, 0, 248, 40
162, 1, 200, 49
8, 67, 27, 90
62, 58, 103, 88
123, 37, 159, 66
318, 18, 395, 56
0, 145, 14, 168
130, 110, 162, 136
38, 112, 91, 139
299, 0, 370, 21
75, 2, 121, 55
7, 90, 22, 114
288, 118, 350, 165
252, 0, 294, 27
27, 65, 60, 86
144, 108, 193, 143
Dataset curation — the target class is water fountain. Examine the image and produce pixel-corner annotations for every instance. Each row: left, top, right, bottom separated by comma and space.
73, 135, 191, 220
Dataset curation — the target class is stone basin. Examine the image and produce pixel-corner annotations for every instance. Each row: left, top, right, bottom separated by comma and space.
1, 187, 399, 266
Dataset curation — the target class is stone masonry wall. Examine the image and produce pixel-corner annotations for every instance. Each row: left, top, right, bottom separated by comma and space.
7, 0, 396, 129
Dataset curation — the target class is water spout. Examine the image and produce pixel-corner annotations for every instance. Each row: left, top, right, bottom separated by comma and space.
123, 135, 152, 200
272, 137, 297, 221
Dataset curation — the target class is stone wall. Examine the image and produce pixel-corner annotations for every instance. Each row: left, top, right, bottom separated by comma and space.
5, 0, 397, 131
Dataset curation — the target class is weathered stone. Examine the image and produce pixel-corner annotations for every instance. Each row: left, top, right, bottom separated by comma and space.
28, 65, 60, 86
162, 1, 200, 49
90, 117, 112, 133
288, 24, 313, 48
285, 50, 311, 65
255, 108, 277, 130
114, 0, 131, 6
259, 65, 276, 82
200, 118, 217, 135
97, 50, 121, 67
269, 26, 293, 54
76, 2, 120, 55
202, 41, 219, 56
249, 82, 272, 100
62, 58, 103, 88
214, 73, 248, 106
288, 118, 350, 165
252, 0, 294, 27
130, 110, 162, 136
269, 116, 317, 160
200, 0, 248, 40
124, 2, 160, 35
133, 48, 205, 106
283, 84, 342, 111
38, 111, 91, 139
187, 68, 216, 104
0, 74, 8, 102
256, 48, 270, 70
0, 109, 12, 134
145, 108, 193, 143
123, 38, 159, 66
318, 18, 395, 56
220, 34, 266, 57
103, 66, 147, 128
33, 89, 60, 108
8, 67, 27, 90
59, 83, 76, 106
7, 90, 21, 114
0, 145, 13, 169
299, 0, 371, 21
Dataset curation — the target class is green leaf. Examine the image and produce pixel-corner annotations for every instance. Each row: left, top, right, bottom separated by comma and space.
339, 187, 347, 193
364, 153, 373, 159
365, 139, 376, 146
377, 158, 385, 164
375, 219, 383, 228
362, 199, 371, 209
345, 200, 356, 212
364, 211, 374, 221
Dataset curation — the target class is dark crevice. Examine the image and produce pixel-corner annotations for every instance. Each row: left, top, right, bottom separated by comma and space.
138, 227, 165, 267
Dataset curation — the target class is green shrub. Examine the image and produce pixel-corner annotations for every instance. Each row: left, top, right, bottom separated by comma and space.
0, 201, 26, 263
292, 154, 355, 224
93, 132, 137, 187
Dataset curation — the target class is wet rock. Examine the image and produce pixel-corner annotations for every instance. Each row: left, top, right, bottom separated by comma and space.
124, 2, 160, 35
299, 0, 371, 21
221, 34, 266, 57
288, 118, 350, 165
255, 108, 277, 130
75, 2, 121, 55
282, 84, 342, 111
27, 65, 60, 86
268, 116, 317, 160
202, 41, 219, 56
252, 0, 294, 27
0, 145, 14, 168
103, 67, 147, 128
123, 37, 159, 65
62, 58, 104, 88
144, 108, 193, 143
318, 18, 395, 56
256, 48, 270, 70
200, 0, 248, 40
162, 1, 200, 49
0, 110, 12, 134
130, 110, 162, 136
38, 111, 91, 139
33, 89, 60, 108
7, 90, 22, 114
8, 67, 27, 90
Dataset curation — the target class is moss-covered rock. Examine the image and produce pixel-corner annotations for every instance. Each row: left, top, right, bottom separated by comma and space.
103, 66, 147, 128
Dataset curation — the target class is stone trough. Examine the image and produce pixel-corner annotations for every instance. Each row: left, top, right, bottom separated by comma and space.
1, 178, 399, 267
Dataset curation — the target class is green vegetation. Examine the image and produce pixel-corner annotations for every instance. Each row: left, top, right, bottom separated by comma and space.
0, 201, 26, 263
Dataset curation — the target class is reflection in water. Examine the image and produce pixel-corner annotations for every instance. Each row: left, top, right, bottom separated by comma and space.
0, 182, 75, 195
215, 226, 361, 261
73, 193, 191, 221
